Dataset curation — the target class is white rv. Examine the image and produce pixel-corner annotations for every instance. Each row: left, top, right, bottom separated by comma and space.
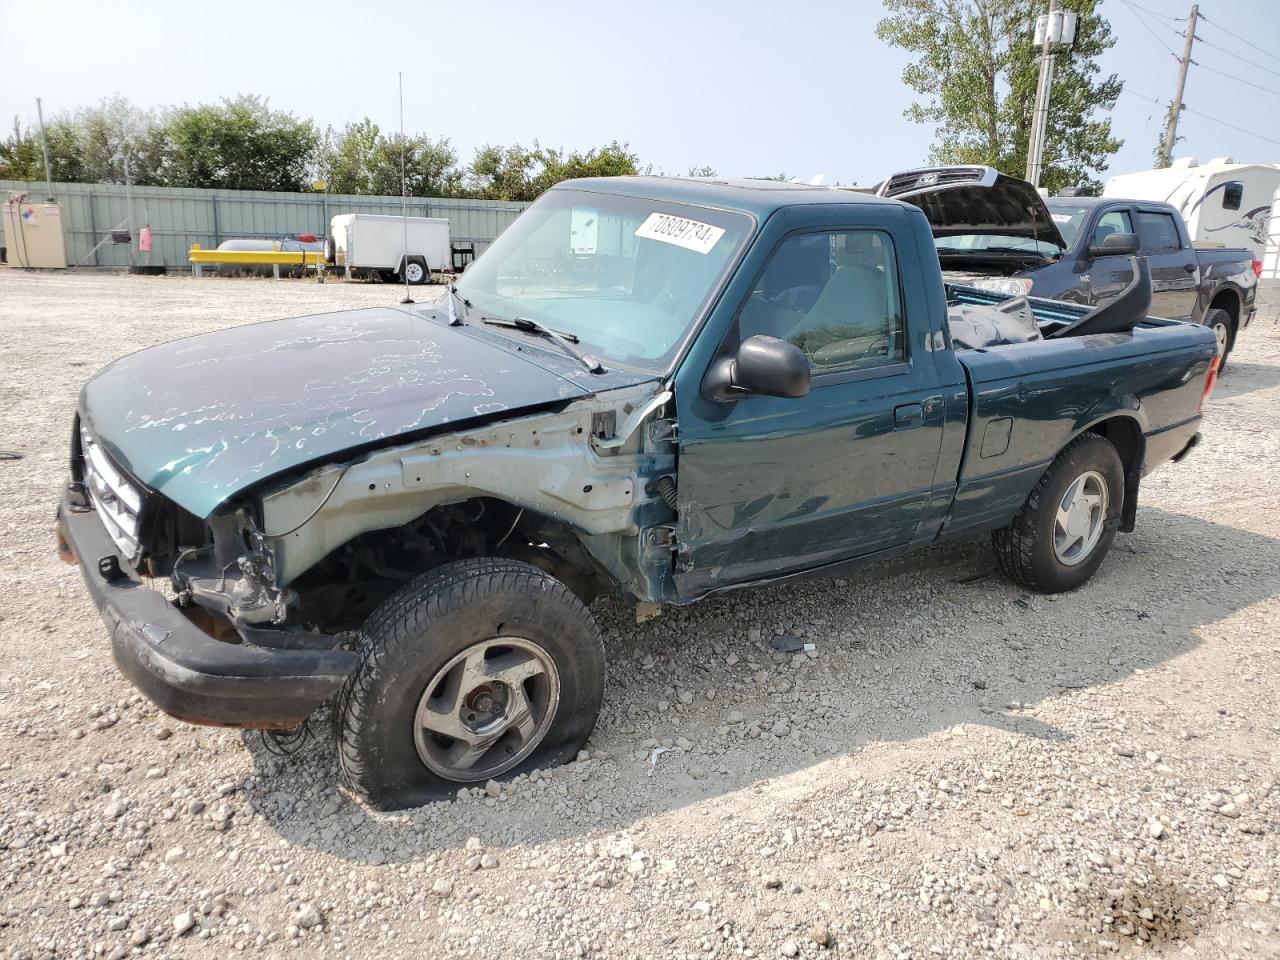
1260, 185, 1280, 321
1103, 157, 1279, 260
324, 214, 451, 284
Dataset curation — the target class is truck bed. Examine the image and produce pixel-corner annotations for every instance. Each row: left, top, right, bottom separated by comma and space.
940, 285, 1217, 540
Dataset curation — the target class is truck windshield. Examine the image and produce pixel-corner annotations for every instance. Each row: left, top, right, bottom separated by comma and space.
1044, 204, 1092, 248
455, 188, 752, 370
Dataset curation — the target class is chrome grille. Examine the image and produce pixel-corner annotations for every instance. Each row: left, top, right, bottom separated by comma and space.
80, 425, 143, 560
882, 166, 989, 197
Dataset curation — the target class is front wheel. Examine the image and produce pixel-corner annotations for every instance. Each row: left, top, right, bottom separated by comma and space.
334, 558, 604, 810
992, 433, 1124, 594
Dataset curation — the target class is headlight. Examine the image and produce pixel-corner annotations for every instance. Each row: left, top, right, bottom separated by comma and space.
970, 277, 1034, 296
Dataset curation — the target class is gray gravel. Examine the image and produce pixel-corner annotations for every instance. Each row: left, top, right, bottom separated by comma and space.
1, 270, 1278, 959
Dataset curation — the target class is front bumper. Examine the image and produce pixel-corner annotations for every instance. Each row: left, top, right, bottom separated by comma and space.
57, 488, 358, 729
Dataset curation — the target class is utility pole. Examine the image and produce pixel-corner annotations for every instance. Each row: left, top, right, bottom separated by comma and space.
1025, 1, 1077, 189
1158, 4, 1199, 168
35, 97, 53, 199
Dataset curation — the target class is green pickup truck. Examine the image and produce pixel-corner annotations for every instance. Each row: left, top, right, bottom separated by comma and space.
58, 177, 1218, 809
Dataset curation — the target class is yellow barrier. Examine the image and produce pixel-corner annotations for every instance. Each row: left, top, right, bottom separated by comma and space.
188, 244, 323, 279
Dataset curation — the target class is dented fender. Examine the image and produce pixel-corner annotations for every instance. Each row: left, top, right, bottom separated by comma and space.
257, 382, 678, 599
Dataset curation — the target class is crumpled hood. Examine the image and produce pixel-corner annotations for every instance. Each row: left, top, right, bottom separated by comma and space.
879, 166, 1066, 251
80, 307, 596, 518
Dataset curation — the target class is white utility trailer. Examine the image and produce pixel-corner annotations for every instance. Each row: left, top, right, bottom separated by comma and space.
325, 214, 451, 284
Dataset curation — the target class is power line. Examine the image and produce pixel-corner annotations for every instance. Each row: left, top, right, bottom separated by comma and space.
1195, 60, 1280, 98
1117, 0, 1182, 59
1125, 1, 1186, 22
1121, 87, 1280, 147
1194, 35, 1280, 80
1199, 13, 1280, 67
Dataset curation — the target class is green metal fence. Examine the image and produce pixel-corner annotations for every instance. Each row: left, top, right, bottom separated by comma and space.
0, 180, 529, 269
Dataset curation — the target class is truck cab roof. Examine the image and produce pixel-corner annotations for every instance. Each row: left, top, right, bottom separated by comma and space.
550, 175, 904, 221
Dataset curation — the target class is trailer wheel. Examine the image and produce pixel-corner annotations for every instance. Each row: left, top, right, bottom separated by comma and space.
992, 433, 1124, 594
334, 558, 605, 810
400, 256, 429, 285
322, 235, 336, 265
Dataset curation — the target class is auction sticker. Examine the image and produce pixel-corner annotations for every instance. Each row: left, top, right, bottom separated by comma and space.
635, 212, 725, 254
1050, 213, 1073, 223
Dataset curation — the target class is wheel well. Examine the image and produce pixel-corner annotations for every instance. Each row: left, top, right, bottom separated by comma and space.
287, 497, 609, 630
1087, 416, 1144, 533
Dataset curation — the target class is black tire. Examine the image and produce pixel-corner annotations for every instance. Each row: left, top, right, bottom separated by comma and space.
334, 558, 604, 810
322, 235, 336, 265
992, 433, 1124, 594
1204, 307, 1233, 372
400, 256, 429, 286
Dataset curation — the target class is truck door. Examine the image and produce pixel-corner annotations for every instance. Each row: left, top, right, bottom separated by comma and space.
671, 224, 949, 596
1083, 208, 1137, 305
1134, 208, 1198, 321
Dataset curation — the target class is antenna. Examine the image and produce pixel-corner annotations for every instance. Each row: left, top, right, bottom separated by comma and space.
398, 71, 413, 305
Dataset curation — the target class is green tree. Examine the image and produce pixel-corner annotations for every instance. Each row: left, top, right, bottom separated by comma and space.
876, 0, 1122, 192
466, 141, 639, 201
2, 98, 165, 185
74, 96, 168, 184
319, 119, 463, 197
1152, 102, 1178, 168
0, 116, 83, 183
466, 143, 540, 200
162, 95, 318, 191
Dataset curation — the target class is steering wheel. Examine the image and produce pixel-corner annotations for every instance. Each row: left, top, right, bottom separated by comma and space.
809, 334, 890, 369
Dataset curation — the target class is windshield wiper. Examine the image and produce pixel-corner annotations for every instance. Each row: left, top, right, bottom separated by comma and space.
481, 316, 606, 374
446, 284, 470, 326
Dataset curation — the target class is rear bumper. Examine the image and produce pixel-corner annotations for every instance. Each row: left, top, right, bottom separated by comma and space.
57, 488, 358, 729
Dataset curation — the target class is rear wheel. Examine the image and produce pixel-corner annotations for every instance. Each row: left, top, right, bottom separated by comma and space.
992, 433, 1124, 593
334, 558, 604, 810
1205, 307, 1233, 372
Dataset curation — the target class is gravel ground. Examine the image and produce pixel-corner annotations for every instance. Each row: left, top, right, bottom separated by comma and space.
1, 269, 1278, 960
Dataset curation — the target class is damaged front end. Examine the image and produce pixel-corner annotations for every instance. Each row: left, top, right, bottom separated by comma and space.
59, 419, 357, 729
59, 376, 681, 730
172, 510, 295, 629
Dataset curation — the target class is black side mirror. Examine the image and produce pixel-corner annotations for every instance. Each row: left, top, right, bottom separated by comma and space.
703, 335, 811, 401
1088, 231, 1139, 258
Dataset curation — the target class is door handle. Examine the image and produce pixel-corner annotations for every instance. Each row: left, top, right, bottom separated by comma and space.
894, 402, 924, 429
1183, 263, 1197, 273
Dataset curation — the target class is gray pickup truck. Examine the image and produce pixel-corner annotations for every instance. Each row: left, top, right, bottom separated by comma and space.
58, 176, 1217, 809
880, 166, 1258, 368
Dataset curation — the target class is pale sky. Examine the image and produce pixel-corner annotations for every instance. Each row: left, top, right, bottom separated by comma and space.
2, 0, 1277, 186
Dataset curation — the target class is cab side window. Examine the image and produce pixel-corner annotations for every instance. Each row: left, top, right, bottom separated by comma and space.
1090, 210, 1132, 246
1135, 211, 1182, 254
737, 230, 905, 375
